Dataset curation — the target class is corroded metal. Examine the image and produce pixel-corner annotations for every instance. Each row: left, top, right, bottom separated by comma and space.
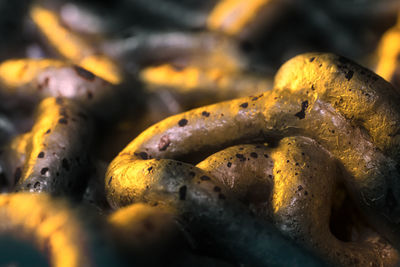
106, 53, 400, 266
3, 97, 92, 196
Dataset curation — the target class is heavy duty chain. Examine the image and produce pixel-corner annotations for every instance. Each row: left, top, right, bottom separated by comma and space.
1, 2, 400, 267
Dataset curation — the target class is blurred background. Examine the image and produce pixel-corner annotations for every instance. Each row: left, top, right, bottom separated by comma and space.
1, 0, 399, 69
1, 0, 400, 159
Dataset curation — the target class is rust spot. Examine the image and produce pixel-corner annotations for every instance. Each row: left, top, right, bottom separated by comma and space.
345, 70, 354, 81
40, 168, 49, 175
202, 111, 210, 117
200, 176, 210, 181
73, 65, 95, 81
236, 154, 246, 162
135, 152, 148, 160
240, 102, 248, 108
294, 100, 309, 119
38, 77, 49, 90
158, 135, 170, 151
178, 119, 188, 127
298, 185, 303, 191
